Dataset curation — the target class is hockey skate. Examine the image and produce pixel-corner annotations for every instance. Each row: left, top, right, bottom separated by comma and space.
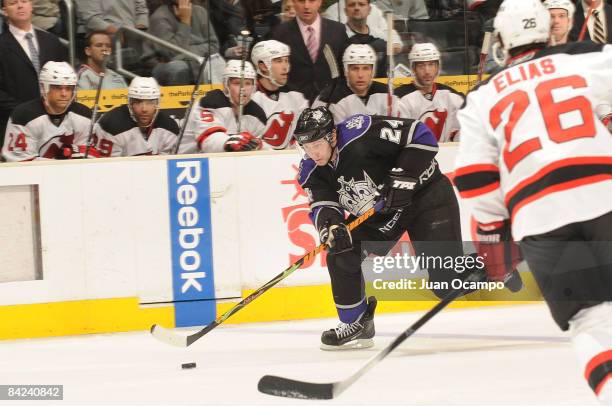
320, 296, 377, 351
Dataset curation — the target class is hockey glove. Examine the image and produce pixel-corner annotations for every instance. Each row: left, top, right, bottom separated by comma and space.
55, 144, 101, 159
476, 219, 523, 292
223, 132, 263, 152
319, 222, 353, 255
379, 168, 418, 213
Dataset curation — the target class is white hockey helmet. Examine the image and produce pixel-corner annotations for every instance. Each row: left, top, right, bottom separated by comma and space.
493, 0, 550, 64
251, 40, 291, 77
128, 76, 161, 100
127, 77, 161, 127
409, 42, 441, 85
222, 59, 256, 97
543, 0, 576, 17
39, 61, 77, 96
342, 44, 377, 76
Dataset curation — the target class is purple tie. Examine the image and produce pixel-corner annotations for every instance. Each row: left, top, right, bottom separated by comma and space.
306, 26, 317, 62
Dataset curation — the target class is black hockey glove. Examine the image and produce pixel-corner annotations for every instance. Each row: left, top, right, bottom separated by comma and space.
319, 222, 353, 255
379, 168, 418, 213
224, 132, 263, 152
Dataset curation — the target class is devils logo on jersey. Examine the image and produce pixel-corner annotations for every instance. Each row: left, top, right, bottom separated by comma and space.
419, 109, 448, 141
263, 111, 295, 149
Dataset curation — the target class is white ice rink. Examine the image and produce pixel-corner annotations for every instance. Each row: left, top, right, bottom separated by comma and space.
0, 303, 600, 406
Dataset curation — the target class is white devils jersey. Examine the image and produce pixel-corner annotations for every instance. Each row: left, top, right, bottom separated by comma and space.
311, 80, 408, 123
395, 83, 465, 142
94, 105, 179, 157
2, 99, 92, 162
179, 89, 268, 154
455, 43, 612, 241
250, 83, 308, 150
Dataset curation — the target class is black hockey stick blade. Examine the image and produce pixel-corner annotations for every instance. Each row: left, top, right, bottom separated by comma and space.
258, 375, 335, 400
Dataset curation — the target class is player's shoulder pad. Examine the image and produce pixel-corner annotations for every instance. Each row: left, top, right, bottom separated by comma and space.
69, 102, 93, 119
97, 105, 135, 135
9, 99, 46, 126
318, 79, 352, 104
536, 41, 605, 58
243, 100, 268, 123
368, 81, 389, 95
336, 114, 372, 151
199, 89, 231, 109
435, 83, 465, 98
298, 157, 317, 187
154, 111, 180, 134
394, 83, 419, 98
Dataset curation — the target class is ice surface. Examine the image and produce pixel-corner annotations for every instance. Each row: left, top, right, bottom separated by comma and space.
0, 304, 599, 406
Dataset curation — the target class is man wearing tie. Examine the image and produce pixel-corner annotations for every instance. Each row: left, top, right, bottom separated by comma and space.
272, 0, 348, 103
570, 0, 612, 44
0, 0, 67, 147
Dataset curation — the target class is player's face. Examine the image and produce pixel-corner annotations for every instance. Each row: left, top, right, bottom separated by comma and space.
45, 85, 74, 114
294, 0, 322, 25
270, 56, 290, 86
227, 77, 254, 106
282, 0, 296, 21
549, 9, 572, 41
2, 0, 32, 26
345, 0, 370, 22
130, 99, 159, 127
85, 33, 113, 65
347, 64, 374, 96
413, 61, 439, 87
302, 136, 333, 166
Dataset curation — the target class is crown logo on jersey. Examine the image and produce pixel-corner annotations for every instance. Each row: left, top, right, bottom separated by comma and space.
337, 171, 377, 216
345, 115, 365, 130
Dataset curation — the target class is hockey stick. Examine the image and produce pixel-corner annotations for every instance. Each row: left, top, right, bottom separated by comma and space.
236, 30, 253, 134
151, 199, 385, 347
84, 52, 109, 158
322, 44, 340, 108
476, 31, 492, 85
385, 12, 395, 116
173, 55, 210, 155
258, 267, 487, 400
578, 0, 596, 41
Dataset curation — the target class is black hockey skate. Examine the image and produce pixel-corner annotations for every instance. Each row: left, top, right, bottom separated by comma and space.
320, 296, 377, 351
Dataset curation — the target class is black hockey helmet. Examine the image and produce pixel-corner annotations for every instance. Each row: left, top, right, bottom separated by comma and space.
293, 107, 335, 146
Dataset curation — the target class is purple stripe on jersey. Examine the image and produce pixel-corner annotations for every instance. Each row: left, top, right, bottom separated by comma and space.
298, 157, 317, 186
336, 114, 372, 151
411, 122, 439, 148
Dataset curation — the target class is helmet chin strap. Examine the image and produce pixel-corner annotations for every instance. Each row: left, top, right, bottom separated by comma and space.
128, 100, 159, 129
491, 41, 508, 67
42, 86, 76, 115
259, 67, 283, 89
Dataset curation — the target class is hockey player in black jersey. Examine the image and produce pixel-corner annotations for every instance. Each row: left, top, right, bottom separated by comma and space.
295, 106, 472, 350
312, 44, 407, 123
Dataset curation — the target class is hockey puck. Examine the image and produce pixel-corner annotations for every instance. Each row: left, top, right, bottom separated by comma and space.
181, 362, 197, 369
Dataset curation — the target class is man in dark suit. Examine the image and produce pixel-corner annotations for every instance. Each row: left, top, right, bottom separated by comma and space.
272, 0, 348, 103
0, 0, 67, 146
569, 0, 612, 43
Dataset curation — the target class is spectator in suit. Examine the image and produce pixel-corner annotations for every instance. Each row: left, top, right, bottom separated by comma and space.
0, 0, 67, 146
544, 0, 575, 45
570, 0, 611, 44
272, 0, 348, 102
145, 0, 220, 85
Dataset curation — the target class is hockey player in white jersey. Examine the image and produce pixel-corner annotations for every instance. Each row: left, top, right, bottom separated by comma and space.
178, 60, 266, 154
94, 77, 179, 157
454, 0, 612, 403
250, 40, 308, 150
312, 44, 407, 123
395, 43, 465, 142
2, 61, 95, 162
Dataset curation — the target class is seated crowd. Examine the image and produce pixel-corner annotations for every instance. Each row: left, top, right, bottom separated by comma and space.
0, 0, 610, 161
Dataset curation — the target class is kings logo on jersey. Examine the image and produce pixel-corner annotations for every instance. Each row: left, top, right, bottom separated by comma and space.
419, 109, 448, 141
337, 171, 378, 216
